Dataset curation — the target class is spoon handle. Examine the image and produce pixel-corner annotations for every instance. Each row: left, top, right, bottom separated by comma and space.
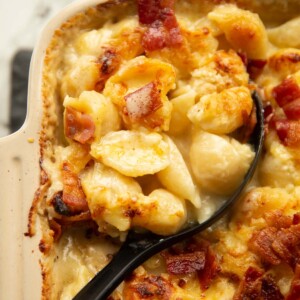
73, 234, 163, 300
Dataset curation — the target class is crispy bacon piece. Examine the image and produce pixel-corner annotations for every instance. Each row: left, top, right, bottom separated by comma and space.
234, 268, 284, 300
274, 119, 300, 147
124, 82, 162, 120
247, 59, 267, 79
163, 239, 219, 290
249, 217, 300, 268
286, 264, 300, 300
138, 0, 182, 51
265, 210, 293, 229
249, 227, 281, 265
65, 107, 95, 144
269, 78, 300, 145
197, 241, 220, 290
294, 213, 300, 225
261, 275, 284, 300
123, 273, 173, 300
164, 251, 205, 275
61, 163, 89, 214
138, 0, 174, 25
233, 267, 263, 300
272, 77, 300, 108
282, 99, 300, 120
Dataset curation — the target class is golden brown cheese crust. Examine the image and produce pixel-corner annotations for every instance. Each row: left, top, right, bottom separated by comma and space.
28, 0, 300, 299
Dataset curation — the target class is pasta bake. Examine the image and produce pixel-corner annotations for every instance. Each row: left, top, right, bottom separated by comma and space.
27, 0, 300, 299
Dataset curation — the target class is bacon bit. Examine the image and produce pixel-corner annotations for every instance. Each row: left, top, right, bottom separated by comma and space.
138, 0, 174, 25
234, 268, 284, 300
138, 0, 182, 51
249, 227, 281, 265
197, 241, 220, 290
293, 213, 300, 225
249, 218, 300, 269
142, 24, 167, 51
164, 251, 205, 275
247, 59, 267, 79
274, 119, 300, 147
61, 163, 89, 214
261, 275, 284, 300
163, 239, 219, 289
124, 82, 162, 120
265, 210, 293, 229
138, 0, 161, 25
272, 77, 300, 109
286, 264, 300, 300
264, 104, 275, 124
283, 99, 300, 120
233, 267, 263, 300
65, 107, 95, 144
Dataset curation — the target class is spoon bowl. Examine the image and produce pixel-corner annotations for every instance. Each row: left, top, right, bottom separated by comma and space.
73, 91, 264, 300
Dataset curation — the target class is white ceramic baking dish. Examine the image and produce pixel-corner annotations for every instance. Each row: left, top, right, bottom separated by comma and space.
0, 1, 108, 299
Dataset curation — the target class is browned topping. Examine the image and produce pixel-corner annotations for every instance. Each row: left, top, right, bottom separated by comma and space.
65, 107, 95, 144
124, 208, 142, 218
95, 49, 120, 92
48, 219, 62, 241
123, 273, 173, 300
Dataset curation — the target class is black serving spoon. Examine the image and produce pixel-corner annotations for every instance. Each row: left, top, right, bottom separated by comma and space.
73, 91, 264, 300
